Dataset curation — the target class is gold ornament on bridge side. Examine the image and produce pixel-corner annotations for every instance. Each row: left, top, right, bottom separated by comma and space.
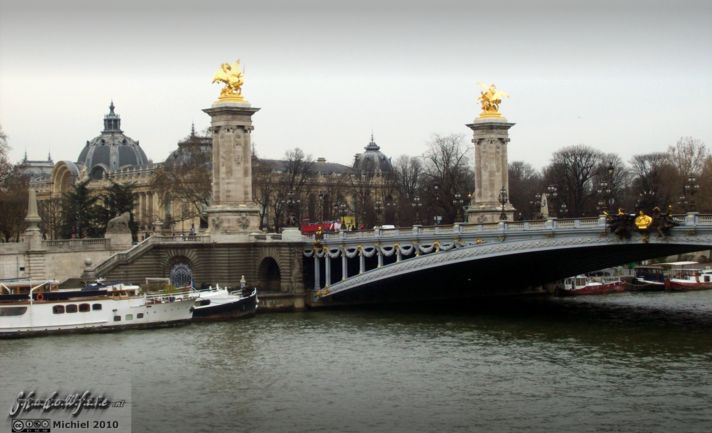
212, 59, 247, 102
635, 210, 653, 230
477, 82, 508, 118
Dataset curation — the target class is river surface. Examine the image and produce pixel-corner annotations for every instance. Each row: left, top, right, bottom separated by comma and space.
2, 291, 712, 433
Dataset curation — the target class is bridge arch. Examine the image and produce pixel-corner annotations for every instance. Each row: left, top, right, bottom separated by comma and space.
258, 257, 282, 291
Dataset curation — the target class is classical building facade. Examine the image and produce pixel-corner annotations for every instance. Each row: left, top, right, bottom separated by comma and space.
30, 103, 396, 239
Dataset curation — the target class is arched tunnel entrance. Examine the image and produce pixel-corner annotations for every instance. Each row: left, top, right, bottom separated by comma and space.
258, 257, 282, 291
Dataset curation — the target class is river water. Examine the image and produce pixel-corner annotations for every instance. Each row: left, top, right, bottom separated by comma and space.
2, 291, 712, 433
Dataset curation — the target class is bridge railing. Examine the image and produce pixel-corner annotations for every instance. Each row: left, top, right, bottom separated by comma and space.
308, 214, 712, 243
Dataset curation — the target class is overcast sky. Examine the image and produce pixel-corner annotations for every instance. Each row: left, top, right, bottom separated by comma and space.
1, 0, 710, 169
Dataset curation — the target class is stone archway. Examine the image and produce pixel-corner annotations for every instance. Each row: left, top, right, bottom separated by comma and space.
258, 257, 281, 291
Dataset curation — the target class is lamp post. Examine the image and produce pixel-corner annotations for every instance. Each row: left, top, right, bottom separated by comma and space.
637, 190, 655, 211
547, 185, 558, 217
452, 192, 465, 222
411, 195, 422, 225
684, 176, 700, 212
596, 162, 615, 214
529, 193, 542, 220
318, 191, 326, 221
498, 187, 508, 221
286, 191, 300, 227
374, 199, 383, 226
559, 202, 568, 217
385, 197, 397, 226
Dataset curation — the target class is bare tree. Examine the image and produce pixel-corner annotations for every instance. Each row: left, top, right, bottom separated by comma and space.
269, 148, 314, 230
544, 144, 603, 217
393, 155, 423, 225
668, 137, 707, 179
508, 161, 543, 220
422, 134, 473, 224
151, 144, 212, 228
0, 167, 29, 241
252, 156, 274, 231
629, 152, 677, 210
38, 193, 64, 240
0, 124, 12, 186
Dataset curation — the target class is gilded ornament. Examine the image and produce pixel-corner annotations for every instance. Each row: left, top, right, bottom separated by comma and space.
477, 82, 508, 118
212, 60, 247, 102
635, 211, 653, 230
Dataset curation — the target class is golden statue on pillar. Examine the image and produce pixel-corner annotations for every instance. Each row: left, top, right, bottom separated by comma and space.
477, 82, 508, 118
212, 60, 247, 102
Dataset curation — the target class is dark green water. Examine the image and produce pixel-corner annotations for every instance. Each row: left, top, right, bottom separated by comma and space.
2, 291, 712, 433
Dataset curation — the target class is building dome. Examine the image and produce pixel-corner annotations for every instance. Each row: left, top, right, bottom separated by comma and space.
353, 134, 392, 175
77, 102, 148, 179
165, 124, 212, 169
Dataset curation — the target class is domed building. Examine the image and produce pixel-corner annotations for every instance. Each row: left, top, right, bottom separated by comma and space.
353, 134, 393, 176
76, 102, 148, 180
164, 124, 211, 169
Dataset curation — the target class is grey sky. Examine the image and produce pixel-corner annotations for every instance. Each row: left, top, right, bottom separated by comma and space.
1, 0, 710, 169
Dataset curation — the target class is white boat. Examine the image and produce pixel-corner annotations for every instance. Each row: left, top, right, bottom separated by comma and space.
0, 280, 196, 338
190, 284, 258, 321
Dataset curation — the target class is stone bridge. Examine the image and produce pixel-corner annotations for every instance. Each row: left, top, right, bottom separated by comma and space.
302, 214, 712, 304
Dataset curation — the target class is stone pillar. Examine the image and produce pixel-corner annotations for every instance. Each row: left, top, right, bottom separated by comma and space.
325, 256, 331, 287
24, 189, 46, 279
203, 101, 261, 237
313, 256, 321, 290
359, 252, 365, 274
466, 116, 516, 223
377, 250, 383, 268
23, 188, 43, 251
341, 253, 348, 281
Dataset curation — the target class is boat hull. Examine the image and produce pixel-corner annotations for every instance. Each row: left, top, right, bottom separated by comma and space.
191, 289, 258, 321
0, 295, 195, 338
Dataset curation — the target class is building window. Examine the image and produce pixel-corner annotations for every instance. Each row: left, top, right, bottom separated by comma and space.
113, 316, 121, 322
137, 313, 144, 319
66, 304, 78, 313
52, 305, 65, 314
92, 304, 102, 311
125, 314, 133, 321
79, 304, 90, 312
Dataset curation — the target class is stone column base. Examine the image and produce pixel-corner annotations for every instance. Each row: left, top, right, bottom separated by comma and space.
466, 206, 515, 224
207, 205, 261, 234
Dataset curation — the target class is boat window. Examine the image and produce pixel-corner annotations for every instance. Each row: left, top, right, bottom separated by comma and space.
0, 306, 28, 316
113, 316, 121, 322
53, 305, 65, 314
66, 304, 78, 313
92, 304, 102, 311
125, 314, 133, 321
137, 313, 144, 319
79, 304, 90, 312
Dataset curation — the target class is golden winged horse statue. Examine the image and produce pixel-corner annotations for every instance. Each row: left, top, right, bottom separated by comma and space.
212, 60, 246, 101
477, 82, 509, 117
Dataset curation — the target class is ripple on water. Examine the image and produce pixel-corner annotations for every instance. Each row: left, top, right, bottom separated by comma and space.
1, 292, 711, 432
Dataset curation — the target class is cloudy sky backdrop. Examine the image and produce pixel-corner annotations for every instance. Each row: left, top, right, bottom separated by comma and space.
1, 0, 710, 168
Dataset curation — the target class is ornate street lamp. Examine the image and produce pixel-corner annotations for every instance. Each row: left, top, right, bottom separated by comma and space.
529, 193, 542, 220
637, 190, 655, 211
559, 202, 568, 217
546, 184, 558, 216
385, 198, 397, 226
498, 187, 508, 221
286, 191, 300, 227
374, 199, 383, 226
684, 176, 700, 212
411, 195, 422, 225
452, 192, 465, 221
318, 191, 327, 221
